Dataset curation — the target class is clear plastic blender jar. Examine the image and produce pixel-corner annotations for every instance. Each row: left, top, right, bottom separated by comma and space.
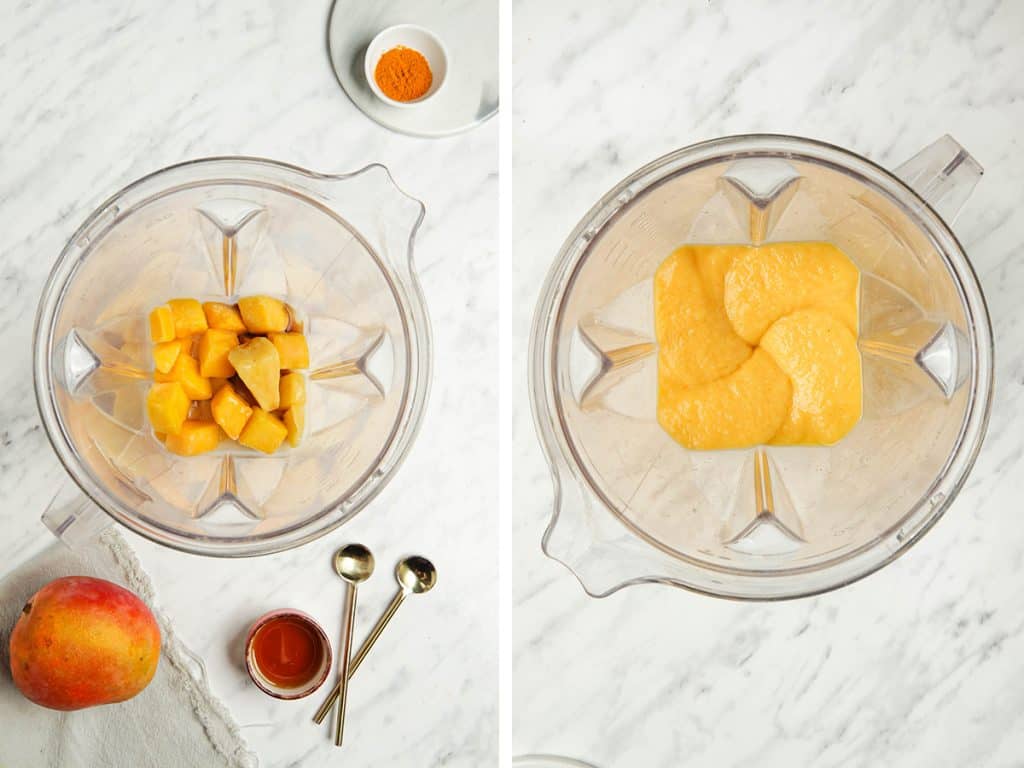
34, 158, 431, 556
530, 135, 993, 599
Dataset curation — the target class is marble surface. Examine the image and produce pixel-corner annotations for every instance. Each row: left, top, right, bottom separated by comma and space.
511, 1, 1024, 766
0, 2, 496, 766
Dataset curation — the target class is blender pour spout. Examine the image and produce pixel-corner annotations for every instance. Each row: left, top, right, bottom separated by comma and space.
894, 135, 983, 225
41, 481, 113, 550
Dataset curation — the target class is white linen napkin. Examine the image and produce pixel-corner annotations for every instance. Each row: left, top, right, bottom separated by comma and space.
0, 527, 256, 768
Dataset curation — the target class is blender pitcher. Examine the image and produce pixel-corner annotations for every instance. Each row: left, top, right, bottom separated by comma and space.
34, 158, 431, 557
530, 135, 993, 600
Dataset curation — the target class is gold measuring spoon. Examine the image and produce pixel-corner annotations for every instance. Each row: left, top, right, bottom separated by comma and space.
313, 555, 437, 726
329, 544, 374, 747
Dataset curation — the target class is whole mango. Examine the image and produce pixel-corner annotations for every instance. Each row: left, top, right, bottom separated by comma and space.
9, 576, 161, 711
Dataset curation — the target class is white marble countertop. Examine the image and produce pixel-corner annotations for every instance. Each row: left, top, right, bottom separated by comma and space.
0, 2, 496, 766
511, 1, 1024, 766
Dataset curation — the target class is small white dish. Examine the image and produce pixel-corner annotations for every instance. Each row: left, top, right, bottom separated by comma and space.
364, 24, 449, 108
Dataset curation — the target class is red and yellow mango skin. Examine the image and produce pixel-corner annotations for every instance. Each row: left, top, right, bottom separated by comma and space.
9, 576, 161, 711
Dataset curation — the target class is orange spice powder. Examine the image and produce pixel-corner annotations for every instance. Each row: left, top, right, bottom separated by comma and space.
374, 46, 432, 102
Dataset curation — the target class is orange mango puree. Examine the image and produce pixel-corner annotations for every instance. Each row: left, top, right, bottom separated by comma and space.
654, 243, 861, 450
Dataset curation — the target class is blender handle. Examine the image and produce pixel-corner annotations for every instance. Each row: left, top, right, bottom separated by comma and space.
894, 135, 983, 225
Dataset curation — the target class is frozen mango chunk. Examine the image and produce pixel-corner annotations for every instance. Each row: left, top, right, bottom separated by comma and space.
156, 353, 212, 400
153, 339, 185, 374
238, 408, 288, 454
227, 337, 280, 411
149, 305, 175, 343
238, 295, 289, 334
723, 242, 860, 344
211, 382, 254, 440
165, 420, 222, 456
202, 302, 247, 332
167, 298, 208, 338
279, 372, 306, 408
760, 309, 862, 446
654, 245, 753, 388
268, 332, 309, 370
146, 382, 190, 436
657, 349, 792, 451
197, 329, 239, 378
283, 404, 304, 448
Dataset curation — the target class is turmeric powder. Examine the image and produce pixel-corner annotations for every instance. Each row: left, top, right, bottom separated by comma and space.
374, 46, 433, 102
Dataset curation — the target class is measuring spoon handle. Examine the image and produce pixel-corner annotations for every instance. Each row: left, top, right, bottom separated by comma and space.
333, 585, 359, 747
313, 588, 406, 725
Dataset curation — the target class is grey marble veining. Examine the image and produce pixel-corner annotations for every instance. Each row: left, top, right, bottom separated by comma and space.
512, 0, 1024, 765
0, 1, 496, 766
